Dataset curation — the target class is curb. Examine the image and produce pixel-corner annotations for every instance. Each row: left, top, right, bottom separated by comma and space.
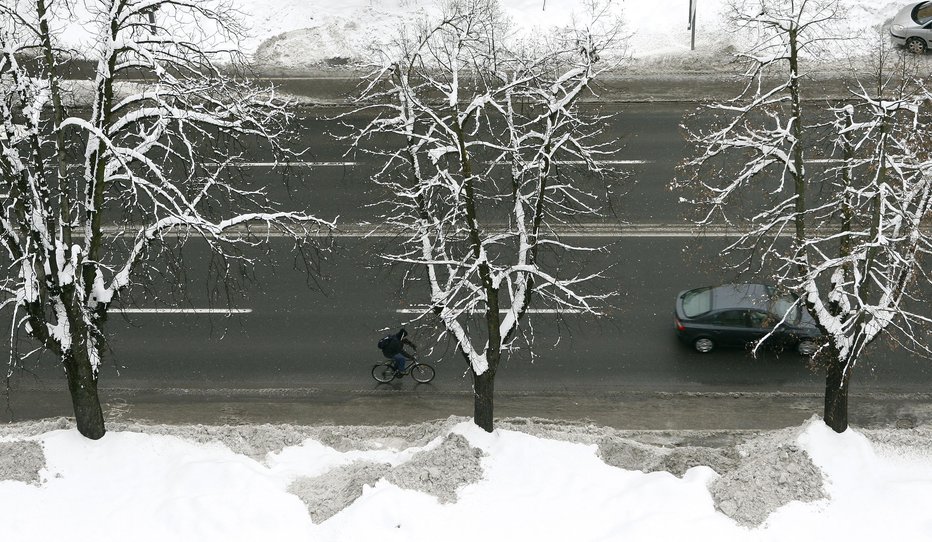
267, 72, 860, 105
7, 387, 932, 431
57, 70, 867, 108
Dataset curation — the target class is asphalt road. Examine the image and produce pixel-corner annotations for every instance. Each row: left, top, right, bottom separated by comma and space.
5, 101, 932, 429
87, 236, 932, 393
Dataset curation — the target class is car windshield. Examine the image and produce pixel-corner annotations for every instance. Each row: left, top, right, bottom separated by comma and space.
914, 2, 932, 24
682, 288, 712, 317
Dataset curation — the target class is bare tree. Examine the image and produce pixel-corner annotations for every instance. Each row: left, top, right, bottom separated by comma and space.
810, 45, 932, 431
346, 0, 620, 431
678, 0, 932, 432
0, 0, 332, 439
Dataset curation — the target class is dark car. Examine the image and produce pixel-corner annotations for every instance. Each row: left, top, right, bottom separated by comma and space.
890, 1, 932, 54
674, 283, 821, 355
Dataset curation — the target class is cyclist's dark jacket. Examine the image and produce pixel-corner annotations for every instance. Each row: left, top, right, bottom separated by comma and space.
381, 329, 416, 358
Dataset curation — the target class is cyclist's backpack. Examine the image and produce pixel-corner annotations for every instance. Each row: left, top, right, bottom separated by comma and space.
377, 335, 393, 351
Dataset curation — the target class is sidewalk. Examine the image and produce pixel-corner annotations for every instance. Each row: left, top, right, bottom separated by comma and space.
7, 387, 931, 431
265, 70, 861, 105
55, 66, 867, 108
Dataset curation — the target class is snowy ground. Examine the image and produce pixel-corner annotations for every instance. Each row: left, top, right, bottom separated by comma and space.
240, 0, 920, 72
36, 0, 919, 73
2, 416, 932, 541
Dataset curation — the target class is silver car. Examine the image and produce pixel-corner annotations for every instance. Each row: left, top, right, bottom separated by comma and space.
891, 2, 932, 54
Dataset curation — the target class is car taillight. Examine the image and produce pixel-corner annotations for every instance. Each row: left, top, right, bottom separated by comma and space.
674, 316, 685, 331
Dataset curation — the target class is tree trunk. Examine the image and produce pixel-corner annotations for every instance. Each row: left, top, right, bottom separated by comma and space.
63, 346, 106, 440
823, 355, 850, 433
473, 369, 495, 433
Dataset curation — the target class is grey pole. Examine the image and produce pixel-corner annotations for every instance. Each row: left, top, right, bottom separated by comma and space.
690, 0, 697, 50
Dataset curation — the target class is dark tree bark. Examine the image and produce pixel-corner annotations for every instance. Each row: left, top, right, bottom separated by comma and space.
63, 345, 106, 440
473, 368, 495, 432
823, 351, 850, 433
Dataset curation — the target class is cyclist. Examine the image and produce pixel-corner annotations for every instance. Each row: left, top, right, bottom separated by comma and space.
378, 328, 418, 373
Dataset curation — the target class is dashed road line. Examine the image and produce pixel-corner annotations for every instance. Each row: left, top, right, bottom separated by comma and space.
116, 308, 253, 314
395, 308, 586, 314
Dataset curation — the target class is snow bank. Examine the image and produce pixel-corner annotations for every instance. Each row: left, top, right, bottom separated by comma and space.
241, 0, 911, 71
17, 0, 911, 73
2, 416, 932, 541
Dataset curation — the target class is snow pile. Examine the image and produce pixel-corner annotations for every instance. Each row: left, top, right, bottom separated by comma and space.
2, 416, 932, 540
288, 460, 388, 523
242, 0, 904, 71
23, 0, 910, 73
709, 430, 827, 526
381, 431, 485, 502
0, 441, 44, 485
288, 431, 484, 522
598, 434, 740, 476
594, 426, 826, 527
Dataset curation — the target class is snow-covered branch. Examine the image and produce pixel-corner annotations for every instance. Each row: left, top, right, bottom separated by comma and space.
1, 0, 331, 439
678, 11, 932, 431
346, 0, 622, 406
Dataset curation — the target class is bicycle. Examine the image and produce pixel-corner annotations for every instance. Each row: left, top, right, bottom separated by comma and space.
371, 357, 436, 383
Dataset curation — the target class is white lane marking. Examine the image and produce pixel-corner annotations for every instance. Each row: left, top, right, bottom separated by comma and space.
326, 223, 770, 238
395, 308, 585, 314
224, 158, 882, 167
116, 308, 252, 314
557, 160, 649, 165
225, 159, 648, 167
224, 161, 358, 167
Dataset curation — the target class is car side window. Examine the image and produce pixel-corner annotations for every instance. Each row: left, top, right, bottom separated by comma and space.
918, 2, 932, 24
713, 310, 749, 327
748, 310, 774, 329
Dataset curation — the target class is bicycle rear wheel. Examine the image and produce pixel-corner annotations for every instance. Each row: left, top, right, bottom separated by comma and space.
372, 363, 395, 383
410, 363, 435, 383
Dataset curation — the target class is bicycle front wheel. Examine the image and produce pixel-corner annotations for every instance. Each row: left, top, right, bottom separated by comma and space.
410, 363, 435, 383
372, 363, 395, 383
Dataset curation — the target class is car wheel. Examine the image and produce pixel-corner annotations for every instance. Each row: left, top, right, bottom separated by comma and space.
797, 340, 817, 356
906, 37, 927, 54
694, 337, 715, 353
